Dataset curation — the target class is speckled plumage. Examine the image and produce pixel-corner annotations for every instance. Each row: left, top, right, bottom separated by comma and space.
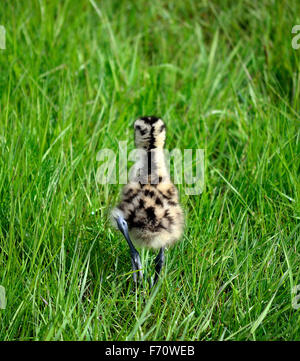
112, 116, 184, 249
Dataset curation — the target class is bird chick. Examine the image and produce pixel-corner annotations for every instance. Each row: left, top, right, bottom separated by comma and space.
111, 116, 184, 285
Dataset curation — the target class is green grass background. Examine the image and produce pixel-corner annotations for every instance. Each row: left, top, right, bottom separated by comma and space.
0, 0, 299, 340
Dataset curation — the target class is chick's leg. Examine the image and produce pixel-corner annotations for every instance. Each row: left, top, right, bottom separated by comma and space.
116, 216, 143, 282
152, 247, 165, 286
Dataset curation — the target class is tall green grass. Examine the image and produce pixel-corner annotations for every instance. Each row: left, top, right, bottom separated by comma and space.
0, 0, 299, 340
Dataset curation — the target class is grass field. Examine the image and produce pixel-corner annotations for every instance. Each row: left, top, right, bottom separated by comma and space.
0, 0, 299, 341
